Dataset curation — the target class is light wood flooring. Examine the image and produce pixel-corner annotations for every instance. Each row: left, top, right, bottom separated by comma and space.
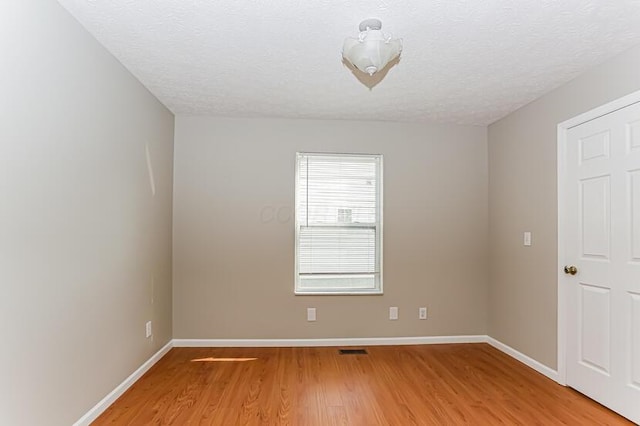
94, 344, 632, 425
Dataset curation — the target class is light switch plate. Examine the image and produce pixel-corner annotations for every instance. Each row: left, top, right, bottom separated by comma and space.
524, 231, 532, 246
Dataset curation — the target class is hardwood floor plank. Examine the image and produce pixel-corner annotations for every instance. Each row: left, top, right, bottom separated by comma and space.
92, 344, 633, 425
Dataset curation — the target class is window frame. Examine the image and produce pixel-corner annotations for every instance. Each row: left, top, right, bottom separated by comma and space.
294, 152, 383, 295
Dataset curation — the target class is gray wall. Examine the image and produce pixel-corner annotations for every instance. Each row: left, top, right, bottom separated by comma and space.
0, 1, 174, 425
173, 117, 488, 339
488, 45, 640, 369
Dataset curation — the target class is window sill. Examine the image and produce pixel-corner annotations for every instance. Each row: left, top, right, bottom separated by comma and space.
294, 290, 384, 296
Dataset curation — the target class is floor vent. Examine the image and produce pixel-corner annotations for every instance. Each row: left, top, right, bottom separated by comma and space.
339, 348, 368, 355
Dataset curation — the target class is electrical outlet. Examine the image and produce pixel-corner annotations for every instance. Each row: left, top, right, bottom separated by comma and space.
419, 307, 427, 320
389, 306, 398, 320
524, 231, 532, 246
145, 321, 152, 338
307, 307, 316, 322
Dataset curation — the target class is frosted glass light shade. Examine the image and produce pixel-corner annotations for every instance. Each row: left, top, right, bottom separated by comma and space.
343, 21, 402, 76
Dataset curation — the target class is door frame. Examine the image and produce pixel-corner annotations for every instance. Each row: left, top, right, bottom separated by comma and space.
557, 89, 640, 386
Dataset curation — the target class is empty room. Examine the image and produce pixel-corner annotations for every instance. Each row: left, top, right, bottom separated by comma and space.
3, 0, 640, 425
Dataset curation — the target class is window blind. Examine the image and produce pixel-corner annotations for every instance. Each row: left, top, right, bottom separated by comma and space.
295, 153, 382, 293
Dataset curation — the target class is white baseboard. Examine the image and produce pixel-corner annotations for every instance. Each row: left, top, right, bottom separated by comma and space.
172, 335, 487, 348
73, 340, 173, 426
486, 336, 560, 383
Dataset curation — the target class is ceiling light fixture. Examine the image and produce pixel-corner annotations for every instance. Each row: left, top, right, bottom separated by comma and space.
342, 18, 402, 77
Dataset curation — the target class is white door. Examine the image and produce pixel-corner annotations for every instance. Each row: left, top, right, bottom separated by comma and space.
565, 101, 640, 424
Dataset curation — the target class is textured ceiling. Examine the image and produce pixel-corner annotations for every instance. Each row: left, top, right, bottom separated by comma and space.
57, 0, 640, 125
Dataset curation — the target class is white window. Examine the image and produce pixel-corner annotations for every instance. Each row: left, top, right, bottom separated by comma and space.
295, 152, 383, 294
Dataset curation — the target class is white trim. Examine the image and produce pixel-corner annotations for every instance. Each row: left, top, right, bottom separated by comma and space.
558, 91, 640, 130
486, 337, 560, 383
73, 340, 173, 426
556, 88, 640, 388
173, 335, 487, 348
557, 122, 568, 386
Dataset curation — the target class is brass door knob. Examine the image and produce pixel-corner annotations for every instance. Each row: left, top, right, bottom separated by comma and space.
564, 265, 578, 275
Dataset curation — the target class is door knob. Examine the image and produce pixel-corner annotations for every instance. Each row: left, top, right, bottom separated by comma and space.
564, 265, 578, 275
